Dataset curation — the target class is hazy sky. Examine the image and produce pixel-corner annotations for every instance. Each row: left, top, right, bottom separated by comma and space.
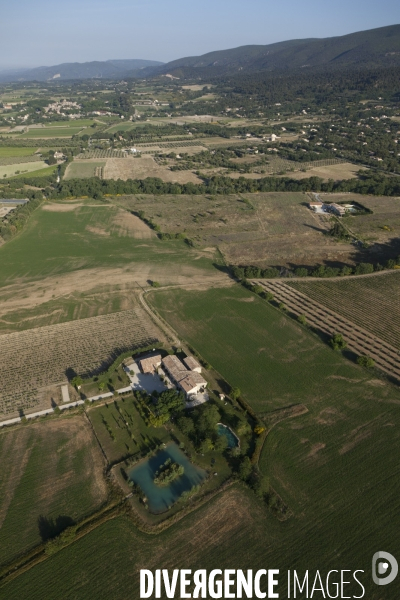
1, 0, 400, 69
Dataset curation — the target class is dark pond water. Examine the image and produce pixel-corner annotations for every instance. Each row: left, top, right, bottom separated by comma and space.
128, 442, 207, 514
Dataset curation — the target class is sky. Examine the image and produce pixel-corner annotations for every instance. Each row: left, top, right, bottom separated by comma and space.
1, 0, 400, 70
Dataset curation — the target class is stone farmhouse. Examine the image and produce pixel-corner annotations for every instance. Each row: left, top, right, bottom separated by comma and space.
161, 355, 207, 398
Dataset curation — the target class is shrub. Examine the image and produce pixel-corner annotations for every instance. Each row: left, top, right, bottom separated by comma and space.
357, 355, 375, 368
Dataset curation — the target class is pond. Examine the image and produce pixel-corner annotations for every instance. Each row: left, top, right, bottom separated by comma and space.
128, 442, 207, 514
217, 423, 239, 448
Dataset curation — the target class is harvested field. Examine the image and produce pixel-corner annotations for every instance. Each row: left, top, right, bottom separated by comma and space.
0, 416, 107, 567
103, 156, 201, 183
287, 271, 400, 349
252, 278, 400, 381
0, 308, 161, 418
64, 161, 106, 180
122, 192, 356, 267
276, 161, 360, 180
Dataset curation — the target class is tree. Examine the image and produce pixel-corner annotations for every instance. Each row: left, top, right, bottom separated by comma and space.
230, 387, 241, 401
330, 333, 347, 351
157, 389, 185, 417
177, 416, 194, 436
98, 382, 106, 391
357, 355, 375, 368
298, 314, 307, 326
252, 474, 270, 499
71, 376, 83, 388
238, 456, 252, 481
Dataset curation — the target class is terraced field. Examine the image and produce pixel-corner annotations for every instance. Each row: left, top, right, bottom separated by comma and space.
0, 308, 160, 418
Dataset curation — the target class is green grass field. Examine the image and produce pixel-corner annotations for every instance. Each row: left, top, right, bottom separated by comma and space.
0, 200, 215, 287
0, 416, 107, 568
19, 128, 84, 138
2, 479, 397, 599
150, 285, 386, 412
0, 147, 38, 157
0, 160, 48, 178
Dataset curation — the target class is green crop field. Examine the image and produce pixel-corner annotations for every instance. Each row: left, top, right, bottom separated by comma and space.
0, 416, 107, 568
0, 147, 38, 157
150, 285, 391, 411
0, 200, 216, 288
3, 476, 399, 599
0, 160, 48, 178
19, 127, 84, 138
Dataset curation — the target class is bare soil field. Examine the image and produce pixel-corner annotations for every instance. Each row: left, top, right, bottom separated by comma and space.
0, 307, 161, 418
122, 192, 357, 268
287, 271, 400, 350
277, 162, 360, 180
103, 156, 201, 184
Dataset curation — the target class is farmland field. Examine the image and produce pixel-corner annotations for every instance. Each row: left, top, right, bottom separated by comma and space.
64, 160, 106, 179
0, 200, 217, 286
121, 192, 358, 267
0, 160, 48, 178
18, 127, 85, 138
0, 307, 161, 417
0, 147, 37, 157
103, 156, 202, 183
0, 416, 107, 568
288, 271, 400, 349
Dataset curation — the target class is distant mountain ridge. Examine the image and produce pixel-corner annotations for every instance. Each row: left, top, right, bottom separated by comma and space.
143, 24, 400, 78
0, 59, 164, 82
1, 24, 400, 83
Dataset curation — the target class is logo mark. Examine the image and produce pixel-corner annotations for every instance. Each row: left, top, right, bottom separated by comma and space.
372, 552, 398, 586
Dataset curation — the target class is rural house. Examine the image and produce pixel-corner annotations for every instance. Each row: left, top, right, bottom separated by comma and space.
162, 355, 207, 398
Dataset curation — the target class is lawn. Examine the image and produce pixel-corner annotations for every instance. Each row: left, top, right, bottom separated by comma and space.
0, 416, 107, 568
88, 395, 171, 464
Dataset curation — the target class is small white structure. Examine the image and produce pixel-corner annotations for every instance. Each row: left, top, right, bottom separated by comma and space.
61, 384, 70, 403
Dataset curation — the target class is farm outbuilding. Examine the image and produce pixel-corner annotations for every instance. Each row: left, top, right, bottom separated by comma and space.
183, 356, 202, 373
139, 355, 162, 374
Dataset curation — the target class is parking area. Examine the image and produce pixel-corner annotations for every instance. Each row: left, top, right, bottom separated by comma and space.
124, 361, 167, 394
